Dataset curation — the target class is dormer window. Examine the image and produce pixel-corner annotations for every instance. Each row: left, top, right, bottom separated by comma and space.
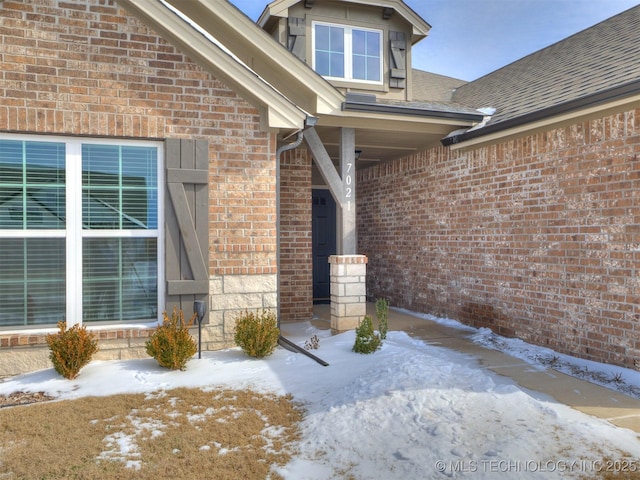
312, 21, 382, 84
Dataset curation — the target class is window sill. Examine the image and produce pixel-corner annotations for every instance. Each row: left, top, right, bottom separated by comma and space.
326, 78, 385, 91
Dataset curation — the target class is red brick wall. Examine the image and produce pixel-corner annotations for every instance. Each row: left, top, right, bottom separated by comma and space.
0, 0, 279, 366
209, 132, 278, 277
0, 0, 277, 276
279, 147, 313, 322
358, 109, 640, 369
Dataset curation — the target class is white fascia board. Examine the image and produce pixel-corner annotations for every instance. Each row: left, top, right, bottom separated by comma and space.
165, 0, 343, 115
450, 94, 640, 150
324, 110, 477, 133
260, 0, 430, 40
258, 0, 293, 24
117, 0, 309, 130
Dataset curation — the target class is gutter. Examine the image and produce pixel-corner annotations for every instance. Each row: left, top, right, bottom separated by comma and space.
342, 92, 484, 123
442, 79, 640, 146
275, 124, 329, 367
342, 96, 484, 123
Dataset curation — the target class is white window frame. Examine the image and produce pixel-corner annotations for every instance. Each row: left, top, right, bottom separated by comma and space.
0, 133, 164, 330
312, 21, 383, 85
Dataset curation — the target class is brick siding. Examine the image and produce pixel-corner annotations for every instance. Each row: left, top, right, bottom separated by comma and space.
0, 0, 278, 364
279, 147, 314, 322
358, 109, 640, 369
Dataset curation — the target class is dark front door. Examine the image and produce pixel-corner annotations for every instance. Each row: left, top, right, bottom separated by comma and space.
312, 189, 336, 302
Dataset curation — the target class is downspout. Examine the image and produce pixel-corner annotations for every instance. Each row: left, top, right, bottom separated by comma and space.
276, 129, 329, 366
276, 130, 304, 328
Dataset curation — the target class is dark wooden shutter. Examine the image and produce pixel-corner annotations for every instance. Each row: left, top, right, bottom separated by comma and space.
389, 31, 406, 89
288, 17, 306, 61
165, 139, 209, 315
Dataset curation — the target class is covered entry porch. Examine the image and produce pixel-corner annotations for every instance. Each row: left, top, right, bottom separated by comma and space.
278, 96, 483, 330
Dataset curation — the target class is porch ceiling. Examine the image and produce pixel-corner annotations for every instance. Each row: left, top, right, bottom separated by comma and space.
302, 113, 478, 166
308, 126, 435, 166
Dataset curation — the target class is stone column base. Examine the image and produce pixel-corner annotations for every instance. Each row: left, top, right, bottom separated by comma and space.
329, 255, 367, 331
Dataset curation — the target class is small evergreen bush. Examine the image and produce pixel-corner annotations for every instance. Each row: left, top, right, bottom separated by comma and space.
234, 309, 280, 358
352, 315, 381, 354
146, 307, 197, 370
47, 321, 99, 380
375, 297, 389, 340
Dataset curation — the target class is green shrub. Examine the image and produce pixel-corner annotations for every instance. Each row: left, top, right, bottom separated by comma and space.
375, 297, 389, 340
146, 307, 197, 370
352, 315, 381, 354
234, 309, 280, 358
47, 321, 99, 380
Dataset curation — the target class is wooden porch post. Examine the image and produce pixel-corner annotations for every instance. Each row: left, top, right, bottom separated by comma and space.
338, 127, 356, 254
303, 127, 366, 330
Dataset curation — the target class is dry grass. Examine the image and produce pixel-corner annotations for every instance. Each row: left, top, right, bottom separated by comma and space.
578, 456, 640, 480
0, 388, 302, 479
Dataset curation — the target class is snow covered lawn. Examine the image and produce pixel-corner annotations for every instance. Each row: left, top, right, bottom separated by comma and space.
1, 316, 639, 479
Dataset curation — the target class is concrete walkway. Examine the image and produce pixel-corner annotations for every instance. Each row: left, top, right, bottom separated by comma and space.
308, 303, 640, 434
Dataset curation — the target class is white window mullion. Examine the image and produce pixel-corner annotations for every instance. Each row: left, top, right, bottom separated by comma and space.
345, 29, 353, 81
66, 142, 82, 327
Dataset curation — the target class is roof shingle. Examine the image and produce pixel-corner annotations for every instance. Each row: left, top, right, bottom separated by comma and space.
411, 69, 467, 103
451, 5, 640, 127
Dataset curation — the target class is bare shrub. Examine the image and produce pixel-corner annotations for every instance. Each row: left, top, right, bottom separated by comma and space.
234, 309, 280, 358
46, 321, 99, 380
146, 307, 197, 370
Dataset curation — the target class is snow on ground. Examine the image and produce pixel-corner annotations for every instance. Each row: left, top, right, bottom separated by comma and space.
1, 313, 640, 479
398, 308, 640, 398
